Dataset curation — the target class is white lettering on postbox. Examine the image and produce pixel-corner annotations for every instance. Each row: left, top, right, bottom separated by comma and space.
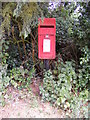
43, 39, 50, 52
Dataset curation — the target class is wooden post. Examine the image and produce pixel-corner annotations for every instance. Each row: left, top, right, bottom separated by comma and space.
44, 59, 49, 70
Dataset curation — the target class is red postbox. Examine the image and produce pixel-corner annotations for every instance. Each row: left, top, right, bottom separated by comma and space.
38, 18, 56, 59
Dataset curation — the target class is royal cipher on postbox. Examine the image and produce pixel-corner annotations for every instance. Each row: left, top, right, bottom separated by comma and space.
38, 18, 56, 59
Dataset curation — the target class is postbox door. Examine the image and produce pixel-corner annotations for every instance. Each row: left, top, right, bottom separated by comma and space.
43, 38, 50, 52
38, 35, 55, 59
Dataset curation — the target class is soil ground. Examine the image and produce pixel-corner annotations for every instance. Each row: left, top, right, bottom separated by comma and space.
0, 79, 66, 118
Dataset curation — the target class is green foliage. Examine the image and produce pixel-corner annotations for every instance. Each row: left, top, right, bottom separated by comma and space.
0, 2, 38, 106
1, 2, 42, 69
8, 67, 35, 90
78, 46, 90, 90
1, 35, 9, 65
40, 70, 55, 102
0, 66, 35, 106
80, 46, 90, 65
0, 64, 10, 106
0, 2, 89, 117
0, 31, 10, 106
47, 2, 90, 62
13, 2, 43, 39
40, 61, 76, 105
1, 2, 42, 38
1, 3, 16, 31
70, 92, 88, 118
40, 60, 88, 118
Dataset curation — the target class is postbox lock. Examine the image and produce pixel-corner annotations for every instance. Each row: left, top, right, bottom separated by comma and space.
46, 34, 49, 38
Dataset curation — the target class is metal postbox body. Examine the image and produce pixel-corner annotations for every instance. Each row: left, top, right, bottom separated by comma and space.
38, 18, 56, 59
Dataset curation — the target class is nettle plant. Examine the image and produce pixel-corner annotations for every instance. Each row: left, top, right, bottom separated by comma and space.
39, 60, 88, 118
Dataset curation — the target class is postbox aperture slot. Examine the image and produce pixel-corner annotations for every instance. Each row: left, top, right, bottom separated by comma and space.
40, 25, 54, 28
